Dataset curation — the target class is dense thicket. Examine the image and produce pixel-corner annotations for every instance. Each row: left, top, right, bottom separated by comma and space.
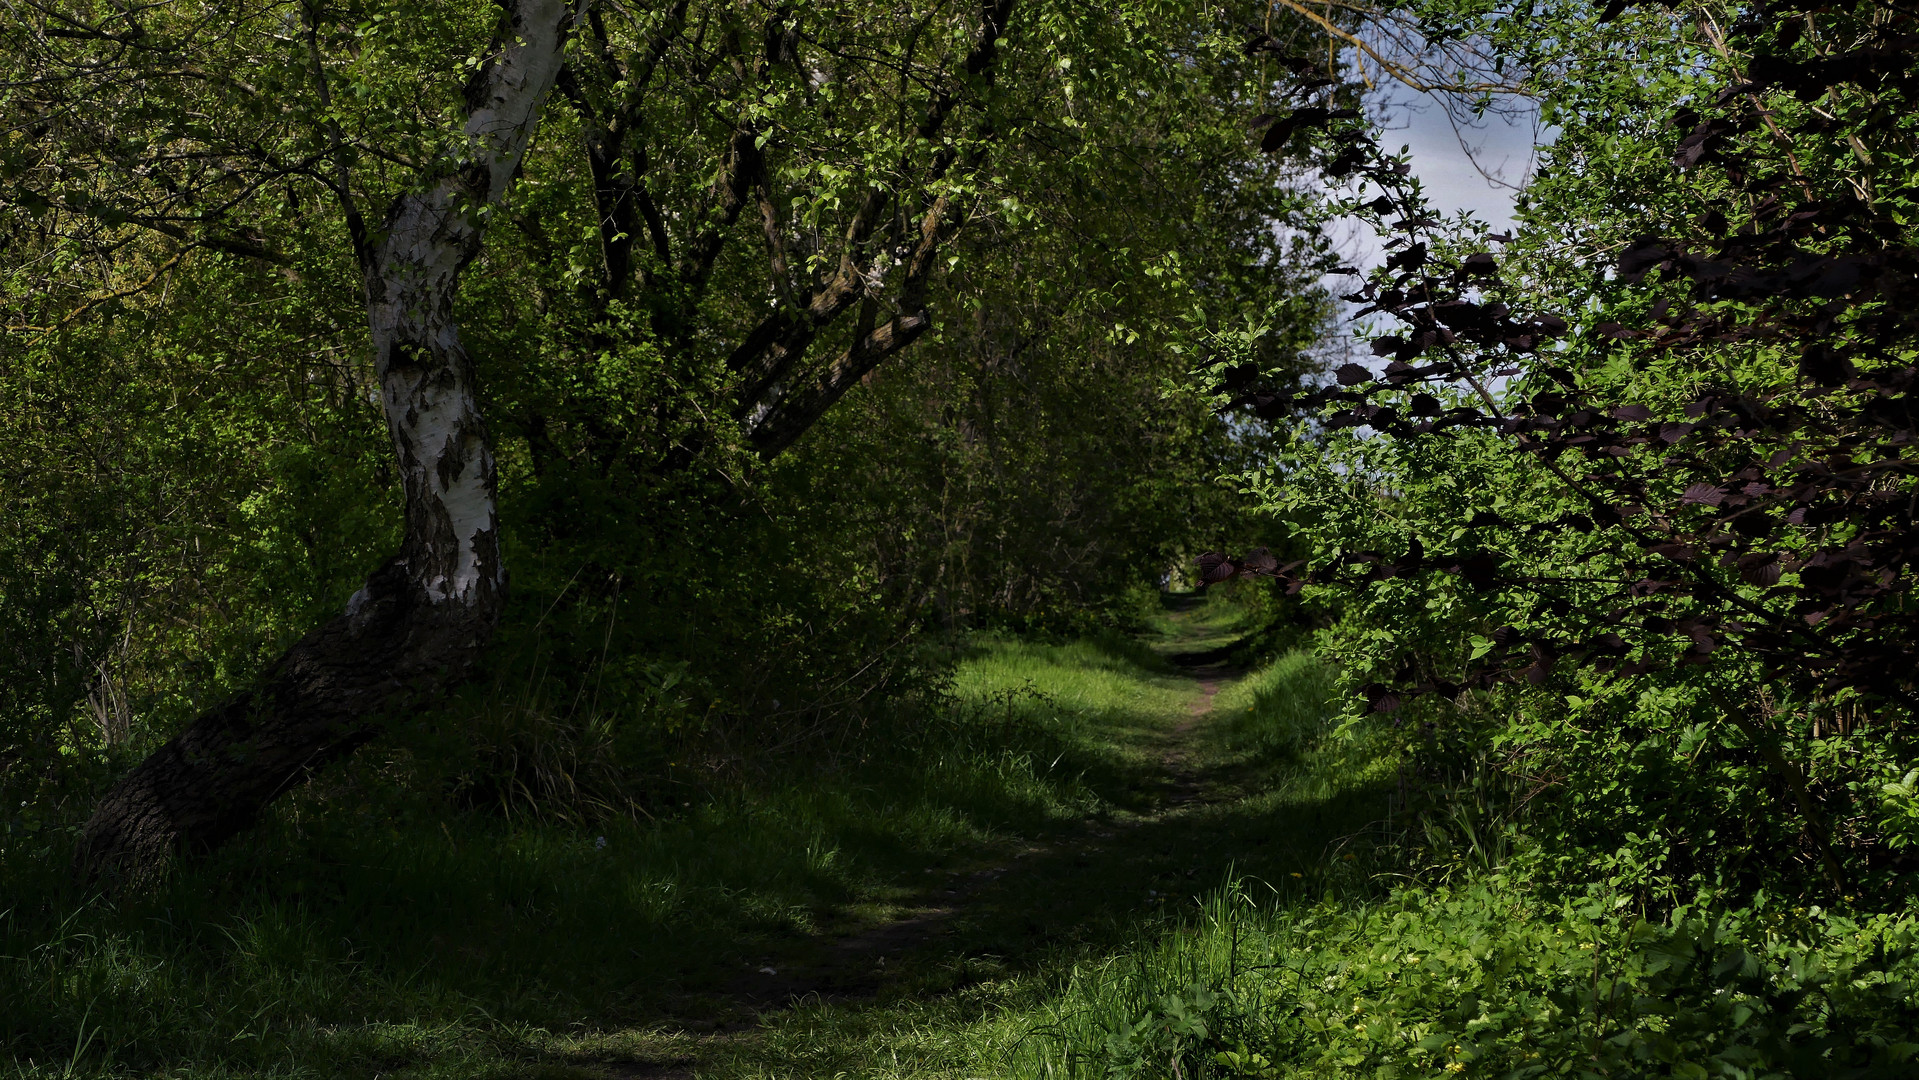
1225, 0, 1919, 905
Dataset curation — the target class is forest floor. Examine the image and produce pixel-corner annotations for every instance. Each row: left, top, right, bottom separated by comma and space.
551, 596, 1362, 1080
21, 596, 1916, 1079
3, 593, 1381, 1079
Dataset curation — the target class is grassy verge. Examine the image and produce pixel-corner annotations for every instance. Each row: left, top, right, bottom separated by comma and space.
679, 639, 1401, 1080
1010, 878, 1919, 1079
0, 615, 1232, 1078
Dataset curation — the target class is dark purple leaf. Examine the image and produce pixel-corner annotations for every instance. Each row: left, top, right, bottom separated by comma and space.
1679, 482, 1723, 506
1385, 243, 1428, 273
1736, 551, 1783, 586
1618, 240, 1672, 282
1240, 547, 1279, 575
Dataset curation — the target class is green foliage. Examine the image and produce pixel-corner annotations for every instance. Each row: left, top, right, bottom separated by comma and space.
1237, 0, 1919, 905
1249, 415, 1919, 899
0, 0, 1329, 827
0, 250, 391, 812
1022, 880, 1919, 1079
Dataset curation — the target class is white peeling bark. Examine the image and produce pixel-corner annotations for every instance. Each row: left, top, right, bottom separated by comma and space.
364, 0, 580, 614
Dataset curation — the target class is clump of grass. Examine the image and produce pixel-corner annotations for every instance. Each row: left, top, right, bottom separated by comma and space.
1211, 648, 1337, 763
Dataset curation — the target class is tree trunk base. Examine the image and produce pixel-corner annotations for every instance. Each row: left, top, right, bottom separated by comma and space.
73, 558, 496, 888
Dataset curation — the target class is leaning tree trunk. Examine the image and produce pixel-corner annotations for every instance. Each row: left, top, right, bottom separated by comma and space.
73, 0, 580, 887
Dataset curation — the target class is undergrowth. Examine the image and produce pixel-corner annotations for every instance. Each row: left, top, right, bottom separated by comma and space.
1017, 882, 1919, 1079
0, 632, 1194, 1078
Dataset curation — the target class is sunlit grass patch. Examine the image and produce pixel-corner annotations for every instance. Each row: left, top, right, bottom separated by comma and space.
1140, 589, 1267, 659
950, 634, 1196, 734
1211, 648, 1336, 763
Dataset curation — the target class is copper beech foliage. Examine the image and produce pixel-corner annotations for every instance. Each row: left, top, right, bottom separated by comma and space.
1209, 0, 1919, 717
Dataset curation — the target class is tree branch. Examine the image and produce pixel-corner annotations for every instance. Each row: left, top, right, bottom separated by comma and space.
745, 182, 967, 457
727, 0, 1015, 452
302, 0, 370, 271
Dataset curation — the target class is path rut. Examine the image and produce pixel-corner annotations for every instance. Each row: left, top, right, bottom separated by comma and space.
592, 620, 1246, 1079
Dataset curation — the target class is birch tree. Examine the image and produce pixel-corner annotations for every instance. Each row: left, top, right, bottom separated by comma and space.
5, 0, 582, 882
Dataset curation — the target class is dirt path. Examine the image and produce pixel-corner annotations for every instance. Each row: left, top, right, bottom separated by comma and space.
595, 612, 1245, 1079
1164, 655, 1242, 786
729, 661, 1236, 1007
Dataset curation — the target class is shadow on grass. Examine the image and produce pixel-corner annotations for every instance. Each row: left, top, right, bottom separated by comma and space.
907, 767, 1398, 982
0, 637, 1386, 1080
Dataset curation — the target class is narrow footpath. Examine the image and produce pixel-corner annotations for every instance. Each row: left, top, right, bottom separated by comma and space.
587, 597, 1320, 1080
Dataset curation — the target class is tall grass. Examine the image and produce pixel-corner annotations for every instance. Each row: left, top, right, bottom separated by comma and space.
2, 797, 929, 1076
1210, 650, 1337, 763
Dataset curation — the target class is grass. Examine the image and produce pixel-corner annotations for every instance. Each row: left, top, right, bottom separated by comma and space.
1137, 591, 1264, 661
1210, 650, 1338, 764
12, 602, 1915, 1077
0, 595, 1289, 1076
656, 605, 1401, 1080
944, 630, 1198, 806
689, 626, 1919, 1080
0, 592, 1413, 1079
